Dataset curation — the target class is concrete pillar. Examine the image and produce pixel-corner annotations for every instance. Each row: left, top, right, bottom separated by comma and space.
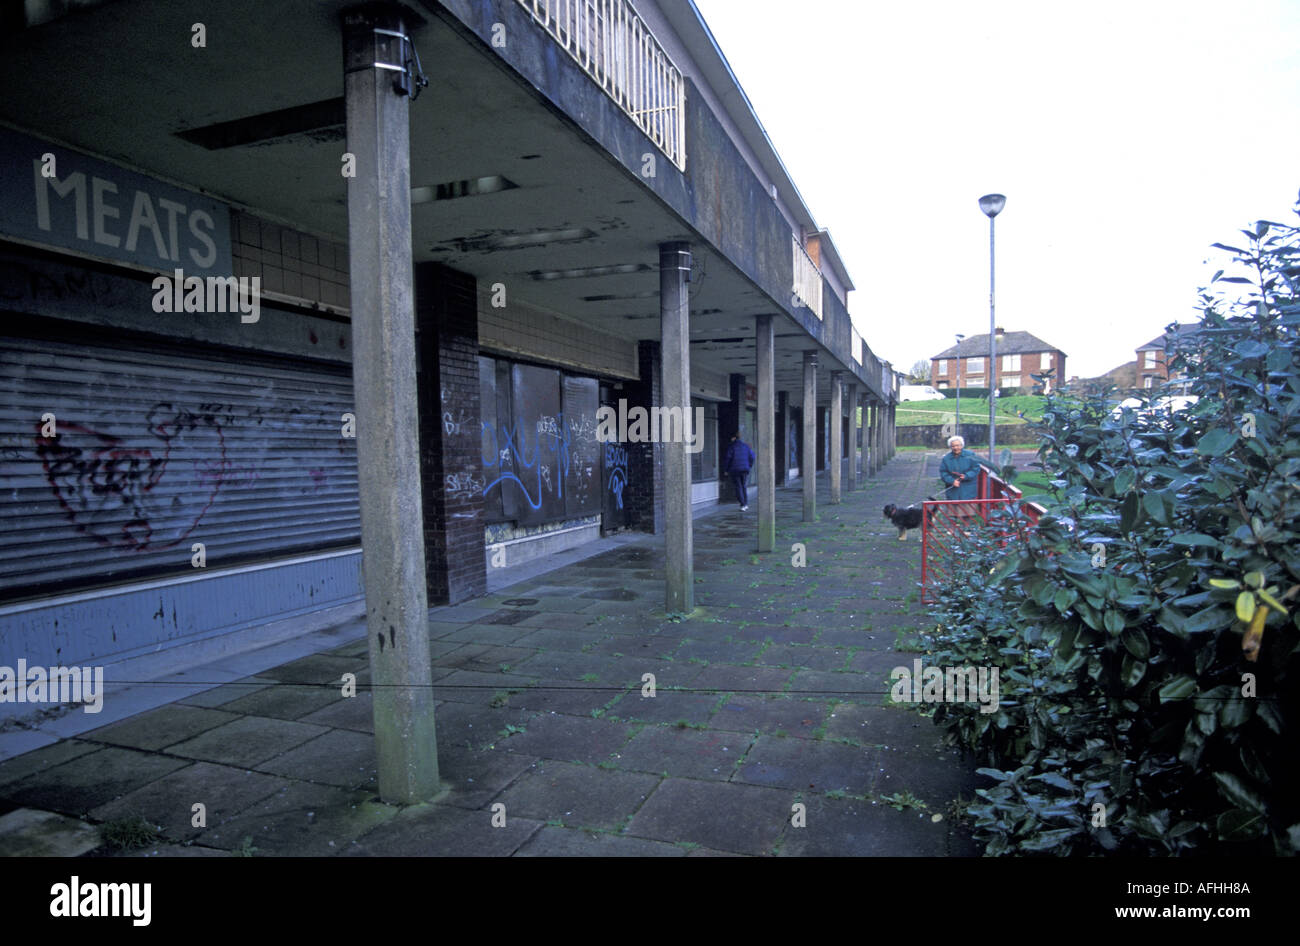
661, 242, 694, 613
341, 3, 439, 803
755, 314, 775, 551
829, 372, 843, 504
871, 401, 881, 474
846, 384, 858, 492
889, 404, 897, 459
802, 350, 817, 521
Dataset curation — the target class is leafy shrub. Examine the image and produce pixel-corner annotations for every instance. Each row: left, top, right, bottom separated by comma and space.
919, 206, 1300, 855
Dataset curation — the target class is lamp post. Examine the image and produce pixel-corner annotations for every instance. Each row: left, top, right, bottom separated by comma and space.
979, 193, 1005, 465
953, 333, 965, 439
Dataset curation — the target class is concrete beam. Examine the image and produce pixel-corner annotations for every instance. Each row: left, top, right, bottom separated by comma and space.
341, 3, 439, 803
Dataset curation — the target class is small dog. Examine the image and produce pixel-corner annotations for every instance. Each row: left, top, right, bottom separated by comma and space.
883, 502, 936, 541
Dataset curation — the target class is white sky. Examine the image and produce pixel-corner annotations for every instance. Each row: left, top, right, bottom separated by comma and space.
691, 0, 1300, 378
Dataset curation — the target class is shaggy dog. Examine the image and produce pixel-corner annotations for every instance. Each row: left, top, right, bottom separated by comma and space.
883, 503, 935, 541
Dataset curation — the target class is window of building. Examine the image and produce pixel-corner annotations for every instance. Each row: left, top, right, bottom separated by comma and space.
1143, 374, 1155, 388
967, 357, 983, 374
1144, 350, 1158, 368
1042, 352, 1052, 369
1002, 354, 1020, 371
936, 359, 947, 375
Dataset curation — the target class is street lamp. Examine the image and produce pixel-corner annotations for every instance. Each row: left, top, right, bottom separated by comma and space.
979, 193, 1005, 465
953, 333, 965, 437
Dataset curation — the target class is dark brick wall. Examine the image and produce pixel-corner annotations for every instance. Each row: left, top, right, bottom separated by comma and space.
776, 390, 789, 484
415, 262, 486, 604
624, 340, 664, 534
717, 373, 745, 501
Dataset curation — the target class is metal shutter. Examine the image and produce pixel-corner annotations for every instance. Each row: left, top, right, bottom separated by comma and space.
0, 331, 359, 600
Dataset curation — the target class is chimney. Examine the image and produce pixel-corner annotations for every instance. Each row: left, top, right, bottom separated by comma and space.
994, 327, 1005, 337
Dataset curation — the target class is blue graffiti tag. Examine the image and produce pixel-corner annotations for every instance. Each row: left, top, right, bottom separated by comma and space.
481, 412, 575, 510
604, 442, 628, 510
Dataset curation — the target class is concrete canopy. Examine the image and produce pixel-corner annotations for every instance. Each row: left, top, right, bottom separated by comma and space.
0, 0, 863, 393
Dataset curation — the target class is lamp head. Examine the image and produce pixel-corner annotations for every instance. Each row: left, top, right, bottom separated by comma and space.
979, 194, 1006, 218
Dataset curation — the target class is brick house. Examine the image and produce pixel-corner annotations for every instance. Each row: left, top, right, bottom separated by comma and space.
1135, 324, 1200, 389
931, 329, 1066, 394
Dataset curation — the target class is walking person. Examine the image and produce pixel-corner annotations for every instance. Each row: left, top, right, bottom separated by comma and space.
724, 432, 755, 511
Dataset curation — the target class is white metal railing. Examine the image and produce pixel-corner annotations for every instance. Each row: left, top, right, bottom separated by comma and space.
515, 0, 686, 171
851, 326, 862, 365
792, 236, 823, 319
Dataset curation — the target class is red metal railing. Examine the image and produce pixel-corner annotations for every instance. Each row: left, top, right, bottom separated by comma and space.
920, 466, 1044, 603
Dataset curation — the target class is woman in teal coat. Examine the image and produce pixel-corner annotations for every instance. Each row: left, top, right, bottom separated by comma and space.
939, 435, 983, 500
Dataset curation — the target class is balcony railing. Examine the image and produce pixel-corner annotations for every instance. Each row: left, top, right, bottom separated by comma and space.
792, 236, 823, 319
515, 0, 686, 171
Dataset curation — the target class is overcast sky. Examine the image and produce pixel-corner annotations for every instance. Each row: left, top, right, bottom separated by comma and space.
692, 0, 1300, 378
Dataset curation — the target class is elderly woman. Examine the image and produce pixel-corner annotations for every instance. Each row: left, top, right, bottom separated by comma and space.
939, 435, 983, 501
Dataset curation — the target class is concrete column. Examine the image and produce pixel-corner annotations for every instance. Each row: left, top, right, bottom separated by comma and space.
846, 384, 858, 492
341, 4, 438, 803
755, 314, 775, 551
802, 350, 817, 521
889, 404, 897, 459
871, 401, 881, 474
829, 372, 843, 504
660, 241, 694, 613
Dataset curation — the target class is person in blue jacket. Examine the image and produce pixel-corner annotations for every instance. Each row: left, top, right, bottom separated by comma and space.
939, 435, 983, 501
724, 432, 756, 510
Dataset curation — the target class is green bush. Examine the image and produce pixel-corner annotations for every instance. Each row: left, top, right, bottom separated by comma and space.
919, 208, 1300, 855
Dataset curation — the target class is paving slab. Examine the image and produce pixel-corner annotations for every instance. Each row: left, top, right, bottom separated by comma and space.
614, 724, 751, 781
0, 807, 102, 857
80, 704, 242, 751
165, 716, 330, 768
624, 778, 792, 855
3, 746, 191, 815
493, 760, 659, 831
709, 695, 831, 739
297, 691, 375, 733
497, 713, 633, 765
734, 734, 881, 795
254, 729, 379, 789
195, 781, 398, 856
776, 793, 949, 857
604, 689, 720, 727
176, 675, 279, 709
436, 744, 540, 810
753, 643, 852, 672
344, 801, 542, 856
515, 825, 686, 856
88, 761, 288, 841
686, 664, 794, 696
0, 738, 100, 788
787, 669, 881, 701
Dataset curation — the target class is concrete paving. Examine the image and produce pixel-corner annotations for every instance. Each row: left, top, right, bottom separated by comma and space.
0, 450, 979, 857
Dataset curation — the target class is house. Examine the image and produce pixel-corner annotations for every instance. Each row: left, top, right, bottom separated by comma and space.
1135, 324, 1200, 389
930, 329, 1066, 394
